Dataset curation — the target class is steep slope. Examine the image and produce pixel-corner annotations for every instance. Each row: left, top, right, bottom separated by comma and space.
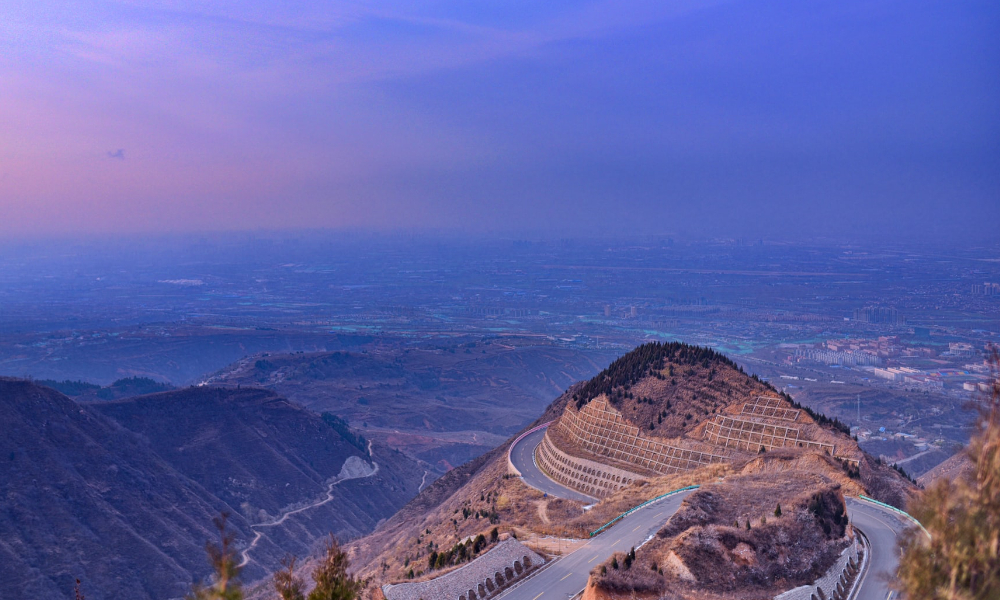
0, 377, 244, 600
0, 379, 424, 600
537, 342, 903, 502
90, 387, 425, 580
346, 343, 915, 593
206, 343, 615, 469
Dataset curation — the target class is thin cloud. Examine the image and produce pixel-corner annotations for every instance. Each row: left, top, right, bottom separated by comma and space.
107, 149, 124, 160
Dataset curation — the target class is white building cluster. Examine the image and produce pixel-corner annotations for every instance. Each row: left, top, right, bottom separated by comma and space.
794, 348, 882, 366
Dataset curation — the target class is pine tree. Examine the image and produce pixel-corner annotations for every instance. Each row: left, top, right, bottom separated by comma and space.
308, 535, 363, 600
273, 556, 305, 600
187, 513, 243, 600
897, 348, 1000, 599
775, 504, 782, 517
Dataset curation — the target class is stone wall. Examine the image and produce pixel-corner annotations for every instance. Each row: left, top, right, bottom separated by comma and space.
536, 431, 643, 498
382, 539, 545, 600
560, 397, 727, 475
774, 540, 863, 600
703, 414, 836, 455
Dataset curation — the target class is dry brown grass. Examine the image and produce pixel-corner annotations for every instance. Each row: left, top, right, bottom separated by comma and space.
342, 349, 911, 595
351, 452, 729, 586
592, 467, 853, 599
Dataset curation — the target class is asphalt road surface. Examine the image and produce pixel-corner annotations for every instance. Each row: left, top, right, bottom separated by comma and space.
509, 427, 596, 503
509, 425, 915, 600
848, 498, 911, 600
498, 490, 693, 600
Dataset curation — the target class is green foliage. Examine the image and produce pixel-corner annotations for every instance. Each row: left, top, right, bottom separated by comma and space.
897, 350, 1000, 600
187, 514, 243, 600
320, 413, 367, 452
307, 536, 362, 600
273, 556, 305, 600
96, 376, 172, 399
893, 463, 917, 484
38, 379, 100, 396
622, 547, 636, 570
782, 391, 851, 435
775, 504, 782, 517
573, 342, 736, 409
426, 532, 493, 572
806, 491, 849, 538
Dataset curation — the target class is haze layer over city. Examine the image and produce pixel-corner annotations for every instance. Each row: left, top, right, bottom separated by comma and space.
1, 1, 998, 600
3, 233, 997, 472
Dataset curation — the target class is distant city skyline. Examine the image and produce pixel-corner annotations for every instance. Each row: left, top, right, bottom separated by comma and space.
1, 0, 997, 240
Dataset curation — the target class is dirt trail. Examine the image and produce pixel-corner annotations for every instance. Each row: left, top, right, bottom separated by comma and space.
239, 460, 379, 568
535, 499, 550, 524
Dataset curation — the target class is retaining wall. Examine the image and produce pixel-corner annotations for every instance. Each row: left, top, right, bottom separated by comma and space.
560, 398, 727, 475
382, 539, 545, 600
536, 431, 643, 498
774, 539, 862, 600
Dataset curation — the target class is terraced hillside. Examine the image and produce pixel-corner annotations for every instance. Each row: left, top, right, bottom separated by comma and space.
538, 342, 858, 498
342, 343, 913, 595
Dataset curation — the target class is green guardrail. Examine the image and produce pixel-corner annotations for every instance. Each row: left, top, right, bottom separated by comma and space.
858, 494, 930, 539
589, 485, 699, 537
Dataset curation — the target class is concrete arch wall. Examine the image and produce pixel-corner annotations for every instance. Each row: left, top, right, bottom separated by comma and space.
384, 540, 545, 600
535, 429, 645, 498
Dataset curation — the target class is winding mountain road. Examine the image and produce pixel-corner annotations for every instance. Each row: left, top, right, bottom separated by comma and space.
509, 428, 595, 503
847, 498, 911, 600
499, 490, 692, 600
507, 425, 916, 600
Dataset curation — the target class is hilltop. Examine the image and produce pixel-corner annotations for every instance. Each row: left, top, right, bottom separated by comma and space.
39, 376, 174, 401
343, 342, 914, 596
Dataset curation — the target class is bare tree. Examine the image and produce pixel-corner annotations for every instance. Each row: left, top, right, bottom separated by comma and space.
896, 347, 1000, 599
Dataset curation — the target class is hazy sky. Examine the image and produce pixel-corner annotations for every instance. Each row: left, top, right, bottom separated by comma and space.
1, 1, 997, 240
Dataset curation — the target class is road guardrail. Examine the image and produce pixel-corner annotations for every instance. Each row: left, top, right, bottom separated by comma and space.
857, 494, 929, 539
589, 485, 699, 537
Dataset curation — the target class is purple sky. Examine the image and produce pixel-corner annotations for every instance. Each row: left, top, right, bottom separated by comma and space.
1, 0, 997, 240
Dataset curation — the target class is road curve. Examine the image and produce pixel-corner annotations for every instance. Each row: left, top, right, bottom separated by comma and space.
499, 490, 693, 600
847, 498, 911, 600
510, 425, 916, 599
509, 427, 596, 503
